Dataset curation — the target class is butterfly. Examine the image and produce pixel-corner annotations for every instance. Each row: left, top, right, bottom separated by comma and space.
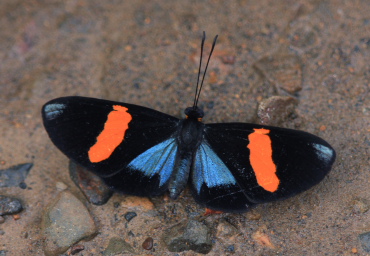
42, 32, 336, 212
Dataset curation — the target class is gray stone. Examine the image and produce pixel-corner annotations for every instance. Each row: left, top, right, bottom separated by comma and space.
257, 96, 298, 126
0, 195, 23, 216
0, 163, 32, 188
103, 237, 135, 255
359, 231, 370, 252
42, 191, 97, 256
69, 161, 113, 205
162, 220, 212, 254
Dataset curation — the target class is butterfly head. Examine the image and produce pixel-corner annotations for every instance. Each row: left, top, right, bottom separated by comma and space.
185, 106, 204, 121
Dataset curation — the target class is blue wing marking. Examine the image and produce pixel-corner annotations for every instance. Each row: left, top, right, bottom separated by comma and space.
44, 103, 66, 120
192, 142, 237, 193
312, 143, 334, 163
128, 138, 177, 186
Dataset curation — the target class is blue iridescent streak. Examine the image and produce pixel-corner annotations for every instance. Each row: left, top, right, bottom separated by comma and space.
44, 103, 66, 120
312, 143, 334, 163
128, 138, 177, 186
192, 142, 237, 193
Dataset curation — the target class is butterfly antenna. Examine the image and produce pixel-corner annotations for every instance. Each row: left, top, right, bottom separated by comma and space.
194, 33, 218, 108
193, 31, 206, 108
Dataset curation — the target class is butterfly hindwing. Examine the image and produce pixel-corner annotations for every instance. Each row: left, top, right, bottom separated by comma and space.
191, 141, 255, 212
42, 96, 180, 196
191, 123, 336, 209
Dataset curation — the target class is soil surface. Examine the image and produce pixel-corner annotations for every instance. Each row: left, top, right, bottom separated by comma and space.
0, 0, 369, 255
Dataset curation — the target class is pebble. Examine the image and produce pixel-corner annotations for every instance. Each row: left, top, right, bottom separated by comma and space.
359, 231, 370, 252
55, 181, 68, 191
0, 195, 23, 216
42, 191, 97, 256
12, 214, 21, 220
103, 237, 135, 255
120, 196, 155, 211
257, 96, 298, 126
0, 163, 33, 187
142, 237, 154, 250
124, 212, 137, 222
69, 161, 113, 205
162, 220, 212, 254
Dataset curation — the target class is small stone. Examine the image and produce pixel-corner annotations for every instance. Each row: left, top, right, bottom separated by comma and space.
120, 196, 155, 211
42, 191, 97, 256
319, 125, 327, 131
257, 96, 298, 126
359, 231, 370, 252
162, 220, 212, 254
142, 237, 154, 250
55, 182, 68, 191
12, 214, 21, 220
0, 163, 33, 188
0, 216, 4, 224
124, 212, 137, 222
0, 195, 23, 216
0, 230, 4, 235
103, 237, 135, 255
69, 161, 113, 205
19, 182, 27, 189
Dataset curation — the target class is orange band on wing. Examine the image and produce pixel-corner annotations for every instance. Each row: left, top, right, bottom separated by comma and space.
247, 128, 279, 192
88, 105, 132, 163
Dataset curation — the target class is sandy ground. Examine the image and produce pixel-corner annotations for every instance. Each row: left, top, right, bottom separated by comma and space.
0, 0, 369, 255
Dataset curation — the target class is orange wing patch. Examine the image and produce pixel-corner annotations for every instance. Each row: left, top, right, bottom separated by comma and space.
247, 128, 279, 192
88, 105, 132, 163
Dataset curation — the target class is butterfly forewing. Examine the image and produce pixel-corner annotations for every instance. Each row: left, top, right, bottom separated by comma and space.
42, 96, 180, 196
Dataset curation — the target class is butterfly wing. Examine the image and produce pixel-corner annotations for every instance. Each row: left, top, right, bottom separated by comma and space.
190, 123, 336, 212
191, 140, 256, 212
42, 96, 180, 196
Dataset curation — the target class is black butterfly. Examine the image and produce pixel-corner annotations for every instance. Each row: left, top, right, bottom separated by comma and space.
42, 32, 336, 212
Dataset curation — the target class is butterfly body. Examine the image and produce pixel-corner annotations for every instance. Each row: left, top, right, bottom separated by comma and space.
169, 112, 204, 199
